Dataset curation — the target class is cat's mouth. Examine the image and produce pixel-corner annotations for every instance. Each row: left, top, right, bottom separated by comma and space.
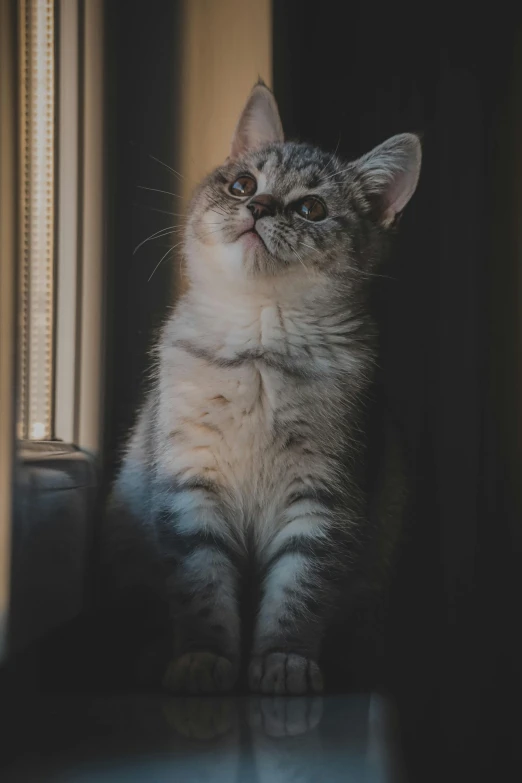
238, 226, 267, 250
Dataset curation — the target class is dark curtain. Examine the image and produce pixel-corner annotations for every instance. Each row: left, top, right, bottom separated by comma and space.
273, 3, 521, 780
103, 0, 183, 485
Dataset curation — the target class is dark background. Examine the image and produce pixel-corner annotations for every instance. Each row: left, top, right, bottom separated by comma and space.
103, 0, 183, 484
4, 3, 520, 781
271, 3, 522, 779
100, 3, 522, 780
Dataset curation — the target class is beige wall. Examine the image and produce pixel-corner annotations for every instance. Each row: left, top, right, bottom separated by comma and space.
178, 0, 272, 202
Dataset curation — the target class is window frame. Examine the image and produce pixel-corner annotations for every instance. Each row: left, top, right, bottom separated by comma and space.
0, 0, 18, 662
1, 0, 106, 659
18, 0, 106, 455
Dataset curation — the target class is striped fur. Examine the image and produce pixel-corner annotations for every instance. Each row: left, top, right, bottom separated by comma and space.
103, 83, 421, 694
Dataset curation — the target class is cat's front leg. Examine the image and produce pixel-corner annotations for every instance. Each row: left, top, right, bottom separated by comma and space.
158, 481, 242, 694
249, 505, 344, 695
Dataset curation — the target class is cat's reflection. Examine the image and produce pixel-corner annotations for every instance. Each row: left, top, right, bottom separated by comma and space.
163, 696, 238, 741
161, 695, 396, 783
162, 694, 323, 742
64, 693, 393, 783
248, 695, 323, 738
162, 695, 324, 783
248, 697, 325, 783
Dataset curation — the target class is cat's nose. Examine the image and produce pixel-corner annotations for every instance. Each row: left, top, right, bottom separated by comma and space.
247, 193, 277, 221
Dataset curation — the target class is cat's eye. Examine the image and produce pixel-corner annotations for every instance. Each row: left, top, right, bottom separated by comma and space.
229, 175, 257, 198
294, 197, 327, 222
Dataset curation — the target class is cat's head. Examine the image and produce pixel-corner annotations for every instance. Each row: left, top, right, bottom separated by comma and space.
184, 81, 421, 290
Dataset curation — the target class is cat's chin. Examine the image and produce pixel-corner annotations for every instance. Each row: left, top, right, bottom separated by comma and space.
236, 230, 277, 276
238, 228, 266, 250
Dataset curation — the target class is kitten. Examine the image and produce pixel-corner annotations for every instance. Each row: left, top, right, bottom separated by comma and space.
103, 81, 421, 695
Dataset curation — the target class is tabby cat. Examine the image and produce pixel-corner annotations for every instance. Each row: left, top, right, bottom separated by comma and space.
104, 81, 421, 695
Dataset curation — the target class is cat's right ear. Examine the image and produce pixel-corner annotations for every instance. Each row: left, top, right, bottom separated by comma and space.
230, 81, 284, 159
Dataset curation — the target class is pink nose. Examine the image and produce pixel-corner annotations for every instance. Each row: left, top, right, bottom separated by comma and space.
247, 194, 277, 220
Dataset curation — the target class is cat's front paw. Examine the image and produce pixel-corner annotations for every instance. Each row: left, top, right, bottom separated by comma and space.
248, 652, 323, 695
162, 651, 237, 694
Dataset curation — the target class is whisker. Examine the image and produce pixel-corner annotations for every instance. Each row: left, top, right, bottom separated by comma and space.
133, 226, 182, 255
317, 134, 342, 179
352, 269, 395, 281
137, 185, 185, 199
205, 192, 228, 212
295, 240, 393, 280
207, 201, 228, 216
196, 226, 227, 239
148, 154, 185, 182
291, 246, 309, 274
133, 203, 186, 218
147, 241, 184, 283
321, 165, 354, 182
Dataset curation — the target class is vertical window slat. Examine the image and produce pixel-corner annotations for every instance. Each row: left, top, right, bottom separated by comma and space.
19, 0, 55, 441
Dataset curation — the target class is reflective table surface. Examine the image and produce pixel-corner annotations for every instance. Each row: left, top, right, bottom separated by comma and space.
0, 692, 401, 782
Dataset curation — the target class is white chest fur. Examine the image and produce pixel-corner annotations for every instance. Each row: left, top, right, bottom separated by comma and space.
155, 283, 363, 540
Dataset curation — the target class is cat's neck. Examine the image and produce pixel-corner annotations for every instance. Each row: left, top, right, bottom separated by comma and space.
182, 269, 335, 329
168, 270, 370, 369
181, 242, 351, 327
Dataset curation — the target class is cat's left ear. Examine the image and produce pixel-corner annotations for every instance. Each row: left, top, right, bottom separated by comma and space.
351, 133, 422, 226
230, 81, 284, 159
